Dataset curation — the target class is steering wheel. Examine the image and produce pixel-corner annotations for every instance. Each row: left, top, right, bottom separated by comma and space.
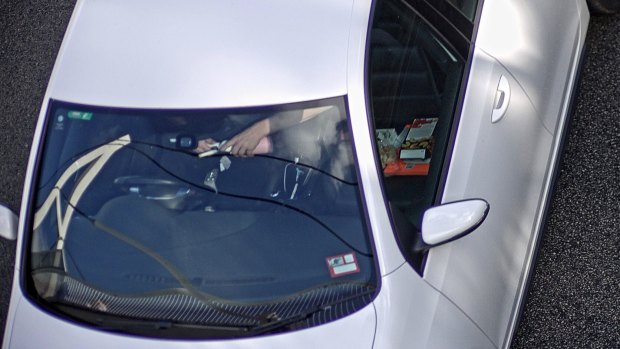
113, 176, 193, 201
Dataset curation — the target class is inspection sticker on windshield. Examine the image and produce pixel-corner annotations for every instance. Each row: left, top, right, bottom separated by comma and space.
326, 252, 359, 278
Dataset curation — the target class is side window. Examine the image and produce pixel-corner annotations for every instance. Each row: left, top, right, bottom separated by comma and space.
446, 0, 479, 21
368, 0, 466, 269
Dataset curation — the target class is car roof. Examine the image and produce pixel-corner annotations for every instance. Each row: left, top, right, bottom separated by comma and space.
47, 0, 355, 109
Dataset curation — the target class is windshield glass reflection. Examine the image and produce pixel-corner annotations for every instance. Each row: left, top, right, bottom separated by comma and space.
28, 98, 376, 337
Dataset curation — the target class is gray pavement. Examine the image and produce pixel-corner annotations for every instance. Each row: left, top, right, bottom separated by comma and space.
0, 1, 618, 347
0, 0, 76, 342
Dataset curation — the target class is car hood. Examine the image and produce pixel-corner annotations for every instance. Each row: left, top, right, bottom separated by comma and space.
5, 294, 376, 349
48, 0, 355, 109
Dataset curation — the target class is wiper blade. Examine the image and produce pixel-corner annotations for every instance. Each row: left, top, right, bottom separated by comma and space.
249, 287, 376, 335
54, 302, 252, 338
96, 318, 252, 337
42, 269, 374, 338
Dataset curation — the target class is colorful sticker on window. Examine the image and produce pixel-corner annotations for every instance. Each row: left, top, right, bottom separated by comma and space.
67, 111, 93, 121
326, 252, 360, 278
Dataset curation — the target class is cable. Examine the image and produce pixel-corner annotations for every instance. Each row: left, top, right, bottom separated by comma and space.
37, 138, 357, 193
52, 189, 260, 323
122, 145, 372, 257
36, 140, 372, 257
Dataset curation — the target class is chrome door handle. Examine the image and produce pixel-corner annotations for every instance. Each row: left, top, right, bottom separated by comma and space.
491, 75, 511, 123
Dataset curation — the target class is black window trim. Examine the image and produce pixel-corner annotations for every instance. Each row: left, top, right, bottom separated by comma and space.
400, 0, 474, 59
363, 0, 485, 274
433, 0, 485, 205
427, 0, 476, 36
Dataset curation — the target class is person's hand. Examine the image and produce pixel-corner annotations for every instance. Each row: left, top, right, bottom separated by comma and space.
194, 138, 219, 154
225, 119, 270, 156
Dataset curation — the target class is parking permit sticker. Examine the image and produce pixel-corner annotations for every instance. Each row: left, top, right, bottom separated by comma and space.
67, 111, 93, 121
326, 252, 360, 278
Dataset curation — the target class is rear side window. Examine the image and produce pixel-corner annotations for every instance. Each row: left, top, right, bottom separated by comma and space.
368, 0, 466, 269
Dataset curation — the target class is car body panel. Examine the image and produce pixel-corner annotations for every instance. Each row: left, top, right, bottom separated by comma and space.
475, 0, 583, 134
4, 291, 376, 349
2, 0, 591, 347
48, 0, 353, 109
373, 264, 495, 349
424, 1, 589, 347
425, 48, 553, 347
498, 2, 590, 346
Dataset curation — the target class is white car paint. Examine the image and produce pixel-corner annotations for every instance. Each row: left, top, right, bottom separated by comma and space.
1, 0, 590, 348
424, 0, 588, 347
50, 0, 352, 109
5, 292, 376, 349
373, 263, 495, 349
421, 200, 488, 246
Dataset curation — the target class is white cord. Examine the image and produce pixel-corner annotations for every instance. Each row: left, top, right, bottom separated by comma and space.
283, 163, 293, 192
290, 183, 298, 200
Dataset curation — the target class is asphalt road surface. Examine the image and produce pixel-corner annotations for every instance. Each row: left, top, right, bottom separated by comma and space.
0, 1, 618, 347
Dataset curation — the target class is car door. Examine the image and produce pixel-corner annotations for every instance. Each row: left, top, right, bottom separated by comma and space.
365, 0, 587, 347
423, 0, 587, 348
423, 47, 553, 348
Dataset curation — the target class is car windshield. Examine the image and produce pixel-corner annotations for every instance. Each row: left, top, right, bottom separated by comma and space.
28, 97, 376, 338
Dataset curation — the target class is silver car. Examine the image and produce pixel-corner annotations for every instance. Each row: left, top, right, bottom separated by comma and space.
0, 0, 610, 348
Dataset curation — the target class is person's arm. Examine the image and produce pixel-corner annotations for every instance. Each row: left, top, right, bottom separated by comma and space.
225, 106, 333, 156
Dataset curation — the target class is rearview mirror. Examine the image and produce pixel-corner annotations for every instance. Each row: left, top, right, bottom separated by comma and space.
0, 204, 18, 240
418, 199, 489, 249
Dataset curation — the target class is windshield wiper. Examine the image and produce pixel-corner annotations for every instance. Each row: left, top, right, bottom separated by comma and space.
40, 267, 374, 338
49, 280, 375, 338
248, 287, 376, 335
53, 302, 253, 338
